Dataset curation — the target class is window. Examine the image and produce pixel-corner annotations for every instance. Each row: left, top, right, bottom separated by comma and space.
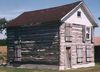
86, 27, 91, 40
77, 11, 81, 17
65, 23, 72, 42
86, 46, 92, 62
77, 46, 83, 63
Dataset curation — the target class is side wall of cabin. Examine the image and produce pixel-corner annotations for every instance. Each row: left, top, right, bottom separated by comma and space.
7, 23, 60, 67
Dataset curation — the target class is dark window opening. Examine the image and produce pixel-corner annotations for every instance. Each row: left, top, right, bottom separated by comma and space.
86, 34, 89, 39
77, 11, 81, 17
86, 27, 90, 39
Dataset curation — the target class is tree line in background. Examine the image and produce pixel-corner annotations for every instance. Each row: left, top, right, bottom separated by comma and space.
0, 18, 12, 46
0, 38, 7, 46
0, 18, 12, 35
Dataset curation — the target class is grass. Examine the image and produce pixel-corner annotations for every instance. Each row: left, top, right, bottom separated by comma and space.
0, 63, 99, 72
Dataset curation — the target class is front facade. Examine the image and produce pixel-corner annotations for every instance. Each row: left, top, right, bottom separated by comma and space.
5, 1, 98, 70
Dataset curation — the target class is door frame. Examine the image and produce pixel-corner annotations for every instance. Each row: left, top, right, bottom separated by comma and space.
65, 46, 72, 69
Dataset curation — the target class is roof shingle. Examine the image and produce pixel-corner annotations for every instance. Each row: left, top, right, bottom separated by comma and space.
4, 1, 81, 28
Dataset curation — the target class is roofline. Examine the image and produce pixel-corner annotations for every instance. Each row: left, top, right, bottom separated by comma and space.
5, 20, 60, 28
61, 1, 99, 27
82, 1, 99, 27
61, 1, 82, 21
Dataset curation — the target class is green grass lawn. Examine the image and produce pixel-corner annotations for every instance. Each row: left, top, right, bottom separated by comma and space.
0, 63, 100, 72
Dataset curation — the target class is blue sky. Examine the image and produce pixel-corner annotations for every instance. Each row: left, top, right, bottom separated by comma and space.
0, 0, 100, 39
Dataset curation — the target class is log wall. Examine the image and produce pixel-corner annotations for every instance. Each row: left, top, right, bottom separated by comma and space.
7, 23, 60, 65
7, 28, 15, 61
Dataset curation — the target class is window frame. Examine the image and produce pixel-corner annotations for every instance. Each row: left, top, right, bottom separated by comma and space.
86, 26, 91, 40
77, 11, 81, 17
65, 23, 72, 42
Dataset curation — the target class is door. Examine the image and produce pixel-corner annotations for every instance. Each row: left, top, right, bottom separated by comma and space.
65, 47, 71, 69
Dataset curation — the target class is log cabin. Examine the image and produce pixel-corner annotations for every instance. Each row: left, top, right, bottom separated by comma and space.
4, 1, 99, 70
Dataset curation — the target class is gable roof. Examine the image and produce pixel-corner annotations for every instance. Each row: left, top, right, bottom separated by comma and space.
94, 37, 100, 46
4, 1, 82, 28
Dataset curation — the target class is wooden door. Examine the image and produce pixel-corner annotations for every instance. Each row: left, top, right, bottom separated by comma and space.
66, 47, 71, 69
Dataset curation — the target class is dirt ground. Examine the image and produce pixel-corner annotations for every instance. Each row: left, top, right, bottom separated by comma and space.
0, 46, 7, 63
0, 46, 7, 53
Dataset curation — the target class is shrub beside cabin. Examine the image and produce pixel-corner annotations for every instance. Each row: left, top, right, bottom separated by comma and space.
4, 1, 98, 70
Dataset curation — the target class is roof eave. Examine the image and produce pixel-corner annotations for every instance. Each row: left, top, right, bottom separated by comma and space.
5, 20, 60, 28
82, 1, 99, 27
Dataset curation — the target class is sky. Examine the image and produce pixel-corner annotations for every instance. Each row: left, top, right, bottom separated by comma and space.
0, 0, 100, 39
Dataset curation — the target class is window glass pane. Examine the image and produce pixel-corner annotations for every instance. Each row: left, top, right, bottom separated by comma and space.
86, 27, 90, 33
86, 33, 89, 39
86, 27, 90, 39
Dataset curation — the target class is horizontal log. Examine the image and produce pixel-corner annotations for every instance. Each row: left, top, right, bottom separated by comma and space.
7, 33, 14, 35
21, 32, 58, 37
21, 56, 59, 61
8, 47, 14, 49
7, 48, 14, 51
8, 38, 14, 40
21, 29, 58, 34
21, 51, 59, 56
21, 43, 59, 48
8, 44, 15, 47
7, 30, 15, 32
7, 41, 14, 44
21, 40, 59, 44
7, 35, 14, 38
21, 46, 59, 50
21, 24, 59, 31
21, 59, 59, 65
21, 36, 59, 41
